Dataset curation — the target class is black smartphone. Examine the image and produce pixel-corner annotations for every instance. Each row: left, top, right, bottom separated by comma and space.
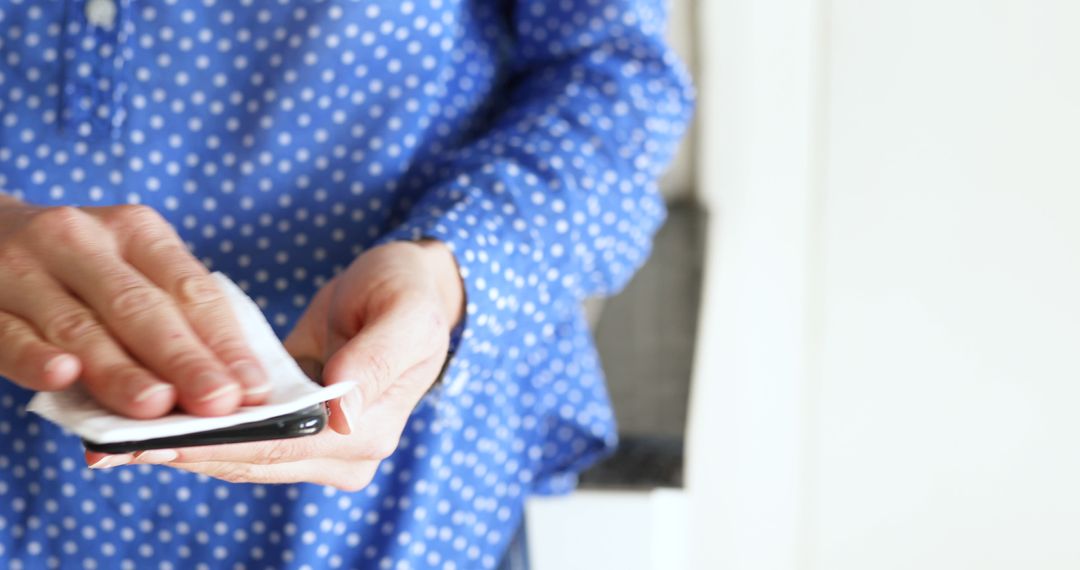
82, 404, 328, 454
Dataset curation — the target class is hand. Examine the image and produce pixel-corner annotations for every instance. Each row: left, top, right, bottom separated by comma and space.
95, 240, 465, 490
0, 200, 270, 418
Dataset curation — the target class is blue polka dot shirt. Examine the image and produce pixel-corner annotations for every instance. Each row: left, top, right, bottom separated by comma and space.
0, 0, 693, 567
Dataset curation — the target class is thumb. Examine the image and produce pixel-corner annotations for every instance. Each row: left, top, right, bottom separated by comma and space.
283, 284, 356, 434
284, 325, 358, 436
282, 284, 333, 364
321, 312, 428, 422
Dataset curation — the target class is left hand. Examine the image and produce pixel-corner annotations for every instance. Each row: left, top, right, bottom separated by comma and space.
85, 240, 465, 490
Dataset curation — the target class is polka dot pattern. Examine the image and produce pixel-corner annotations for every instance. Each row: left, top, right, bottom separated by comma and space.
0, 0, 693, 567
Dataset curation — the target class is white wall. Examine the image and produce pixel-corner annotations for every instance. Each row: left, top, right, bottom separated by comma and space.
688, 1, 1080, 569
811, 1, 1080, 567
527, 490, 687, 570
687, 0, 818, 567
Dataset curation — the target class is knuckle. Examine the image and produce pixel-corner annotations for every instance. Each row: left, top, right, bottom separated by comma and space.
29, 206, 91, 244
143, 235, 185, 257
202, 336, 252, 364
175, 273, 224, 307
116, 211, 176, 255
253, 441, 294, 465
44, 310, 102, 345
112, 204, 163, 229
212, 463, 256, 484
360, 352, 394, 391
0, 247, 36, 282
108, 285, 165, 321
39, 206, 87, 226
101, 364, 142, 386
0, 316, 25, 343
160, 350, 212, 376
106, 205, 169, 245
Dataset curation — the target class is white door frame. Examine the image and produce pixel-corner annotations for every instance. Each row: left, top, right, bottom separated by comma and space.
686, 0, 829, 568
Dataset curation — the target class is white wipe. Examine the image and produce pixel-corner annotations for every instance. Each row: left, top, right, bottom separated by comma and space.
26, 272, 356, 444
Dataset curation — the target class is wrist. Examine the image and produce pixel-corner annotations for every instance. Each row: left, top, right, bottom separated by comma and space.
416, 239, 465, 330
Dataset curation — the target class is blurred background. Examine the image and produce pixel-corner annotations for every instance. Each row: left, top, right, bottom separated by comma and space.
525, 0, 1080, 569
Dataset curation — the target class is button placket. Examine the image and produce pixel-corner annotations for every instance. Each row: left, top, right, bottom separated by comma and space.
61, 0, 133, 138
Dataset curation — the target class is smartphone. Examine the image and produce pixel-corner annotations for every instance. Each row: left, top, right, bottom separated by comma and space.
82, 404, 328, 454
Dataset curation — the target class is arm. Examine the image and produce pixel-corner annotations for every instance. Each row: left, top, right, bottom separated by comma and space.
117, 0, 693, 490
384, 0, 695, 378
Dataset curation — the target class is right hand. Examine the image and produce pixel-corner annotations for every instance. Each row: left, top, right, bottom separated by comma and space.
0, 197, 269, 418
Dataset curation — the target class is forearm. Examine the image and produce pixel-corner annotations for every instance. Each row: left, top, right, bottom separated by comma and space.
405, 1, 691, 297
380, 0, 694, 387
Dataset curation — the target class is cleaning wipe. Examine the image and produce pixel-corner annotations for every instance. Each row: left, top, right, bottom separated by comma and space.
26, 272, 356, 444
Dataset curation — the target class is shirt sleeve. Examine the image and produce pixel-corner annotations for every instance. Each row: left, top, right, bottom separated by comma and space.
380, 0, 694, 392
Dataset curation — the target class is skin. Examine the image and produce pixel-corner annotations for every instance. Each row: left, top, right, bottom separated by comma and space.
0, 197, 270, 416
97, 238, 464, 490
0, 196, 464, 490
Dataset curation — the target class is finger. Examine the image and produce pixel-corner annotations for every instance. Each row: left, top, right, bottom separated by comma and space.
2, 275, 176, 418
295, 358, 441, 464
124, 233, 272, 405
321, 299, 447, 419
281, 279, 336, 362
40, 247, 242, 416
134, 429, 342, 465
133, 357, 434, 466
0, 310, 81, 391
84, 451, 135, 469
284, 281, 354, 433
333, 354, 446, 460
292, 354, 353, 436
95, 207, 260, 410
131, 357, 443, 469
353, 352, 446, 432
162, 459, 378, 491
326, 387, 358, 436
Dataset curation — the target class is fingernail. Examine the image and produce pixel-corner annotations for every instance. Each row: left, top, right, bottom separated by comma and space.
134, 449, 178, 464
89, 455, 132, 469
231, 361, 271, 395
339, 388, 361, 434
43, 354, 79, 378
134, 382, 174, 403
196, 373, 240, 402
243, 384, 272, 397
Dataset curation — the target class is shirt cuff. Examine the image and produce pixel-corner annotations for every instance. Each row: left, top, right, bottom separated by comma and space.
375, 182, 524, 394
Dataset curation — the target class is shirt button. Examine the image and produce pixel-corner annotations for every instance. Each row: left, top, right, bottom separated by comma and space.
85, 0, 117, 29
